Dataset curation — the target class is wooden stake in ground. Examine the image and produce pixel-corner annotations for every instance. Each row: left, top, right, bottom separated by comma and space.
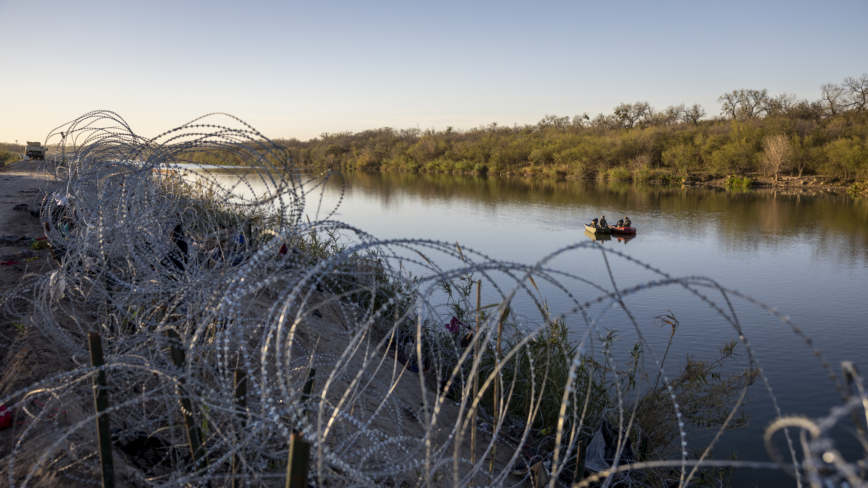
574, 440, 585, 483
489, 305, 509, 479
88, 333, 115, 488
232, 369, 248, 488
286, 367, 315, 488
165, 329, 209, 484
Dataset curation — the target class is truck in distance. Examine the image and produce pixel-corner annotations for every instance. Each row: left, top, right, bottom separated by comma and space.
25, 142, 46, 160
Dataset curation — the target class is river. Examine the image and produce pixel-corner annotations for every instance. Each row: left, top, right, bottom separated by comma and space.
194, 168, 868, 485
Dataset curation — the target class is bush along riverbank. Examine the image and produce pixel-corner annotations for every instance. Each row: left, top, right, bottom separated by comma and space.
265, 75, 868, 192
406, 271, 758, 486
1, 111, 864, 488
57, 75, 868, 195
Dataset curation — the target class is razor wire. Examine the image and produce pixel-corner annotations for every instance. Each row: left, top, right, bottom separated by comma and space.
0, 110, 863, 487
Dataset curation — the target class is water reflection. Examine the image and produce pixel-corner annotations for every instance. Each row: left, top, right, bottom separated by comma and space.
328, 171, 868, 266
321, 171, 868, 485
615, 234, 636, 245
583, 229, 611, 242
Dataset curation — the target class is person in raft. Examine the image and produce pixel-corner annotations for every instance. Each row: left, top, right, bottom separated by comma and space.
624, 216, 632, 227
615, 217, 625, 227
591, 218, 599, 228
599, 215, 608, 228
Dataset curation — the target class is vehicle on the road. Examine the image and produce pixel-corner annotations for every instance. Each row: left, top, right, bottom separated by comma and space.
25, 142, 46, 160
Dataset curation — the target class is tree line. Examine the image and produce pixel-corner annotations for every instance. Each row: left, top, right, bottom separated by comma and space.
271, 73, 868, 182
4, 75, 867, 181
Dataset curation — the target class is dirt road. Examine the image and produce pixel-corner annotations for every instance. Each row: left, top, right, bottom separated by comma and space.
0, 160, 59, 296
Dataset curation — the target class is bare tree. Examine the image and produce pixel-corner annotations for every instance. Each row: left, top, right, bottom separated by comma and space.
537, 114, 570, 130
789, 100, 826, 123
613, 102, 652, 128
613, 103, 634, 128
736, 89, 769, 119
571, 113, 591, 128
643, 105, 658, 127
680, 104, 706, 125
842, 74, 868, 112
718, 89, 769, 119
761, 134, 791, 182
766, 93, 798, 116
399, 127, 421, 139
820, 82, 848, 116
631, 153, 653, 169
651, 104, 684, 126
718, 91, 741, 119
591, 112, 617, 129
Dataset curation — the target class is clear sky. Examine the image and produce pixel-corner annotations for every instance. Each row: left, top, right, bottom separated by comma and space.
1, 0, 866, 143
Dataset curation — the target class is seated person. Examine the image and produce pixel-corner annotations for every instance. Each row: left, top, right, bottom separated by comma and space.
591, 218, 599, 228
624, 216, 632, 227
599, 215, 608, 228
615, 218, 624, 227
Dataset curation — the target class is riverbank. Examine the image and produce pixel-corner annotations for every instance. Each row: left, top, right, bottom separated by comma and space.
349, 163, 864, 196
0, 155, 756, 487
0, 154, 526, 487
0, 160, 57, 298
701, 172, 861, 194
332, 165, 866, 196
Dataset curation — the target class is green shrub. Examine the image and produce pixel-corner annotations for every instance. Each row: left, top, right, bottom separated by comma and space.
542, 165, 568, 179
724, 176, 754, 189
423, 158, 448, 172
659, 172, 680, 184
454, 159, 474, 173
0, 150, 19, 166
708, 122, 762, 175
662, 143, 699, 175
353, 153, 380, 171
528, 147, 555, 165
633, 166, 652, 182
825, 137, 868, 180
847, 182, 868, 196
265, 102, 867, 183
566, 161, 586, 178
487, 161, 506, 174
608, 166, 632, 181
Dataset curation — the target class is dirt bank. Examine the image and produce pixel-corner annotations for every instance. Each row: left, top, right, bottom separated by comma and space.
702, 173, 860, 194
0, 159, 523, 487
0, 160, 58, 297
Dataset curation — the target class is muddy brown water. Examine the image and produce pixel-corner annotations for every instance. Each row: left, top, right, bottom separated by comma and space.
197, 168, 868, 485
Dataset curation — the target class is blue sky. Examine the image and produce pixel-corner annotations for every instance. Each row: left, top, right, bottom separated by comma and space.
1, 0, 866, 143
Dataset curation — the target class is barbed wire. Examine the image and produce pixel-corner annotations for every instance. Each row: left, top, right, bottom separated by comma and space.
0, 110, 863, 487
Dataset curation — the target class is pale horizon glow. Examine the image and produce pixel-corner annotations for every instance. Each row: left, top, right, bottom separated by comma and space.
1, 0, 866, 143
